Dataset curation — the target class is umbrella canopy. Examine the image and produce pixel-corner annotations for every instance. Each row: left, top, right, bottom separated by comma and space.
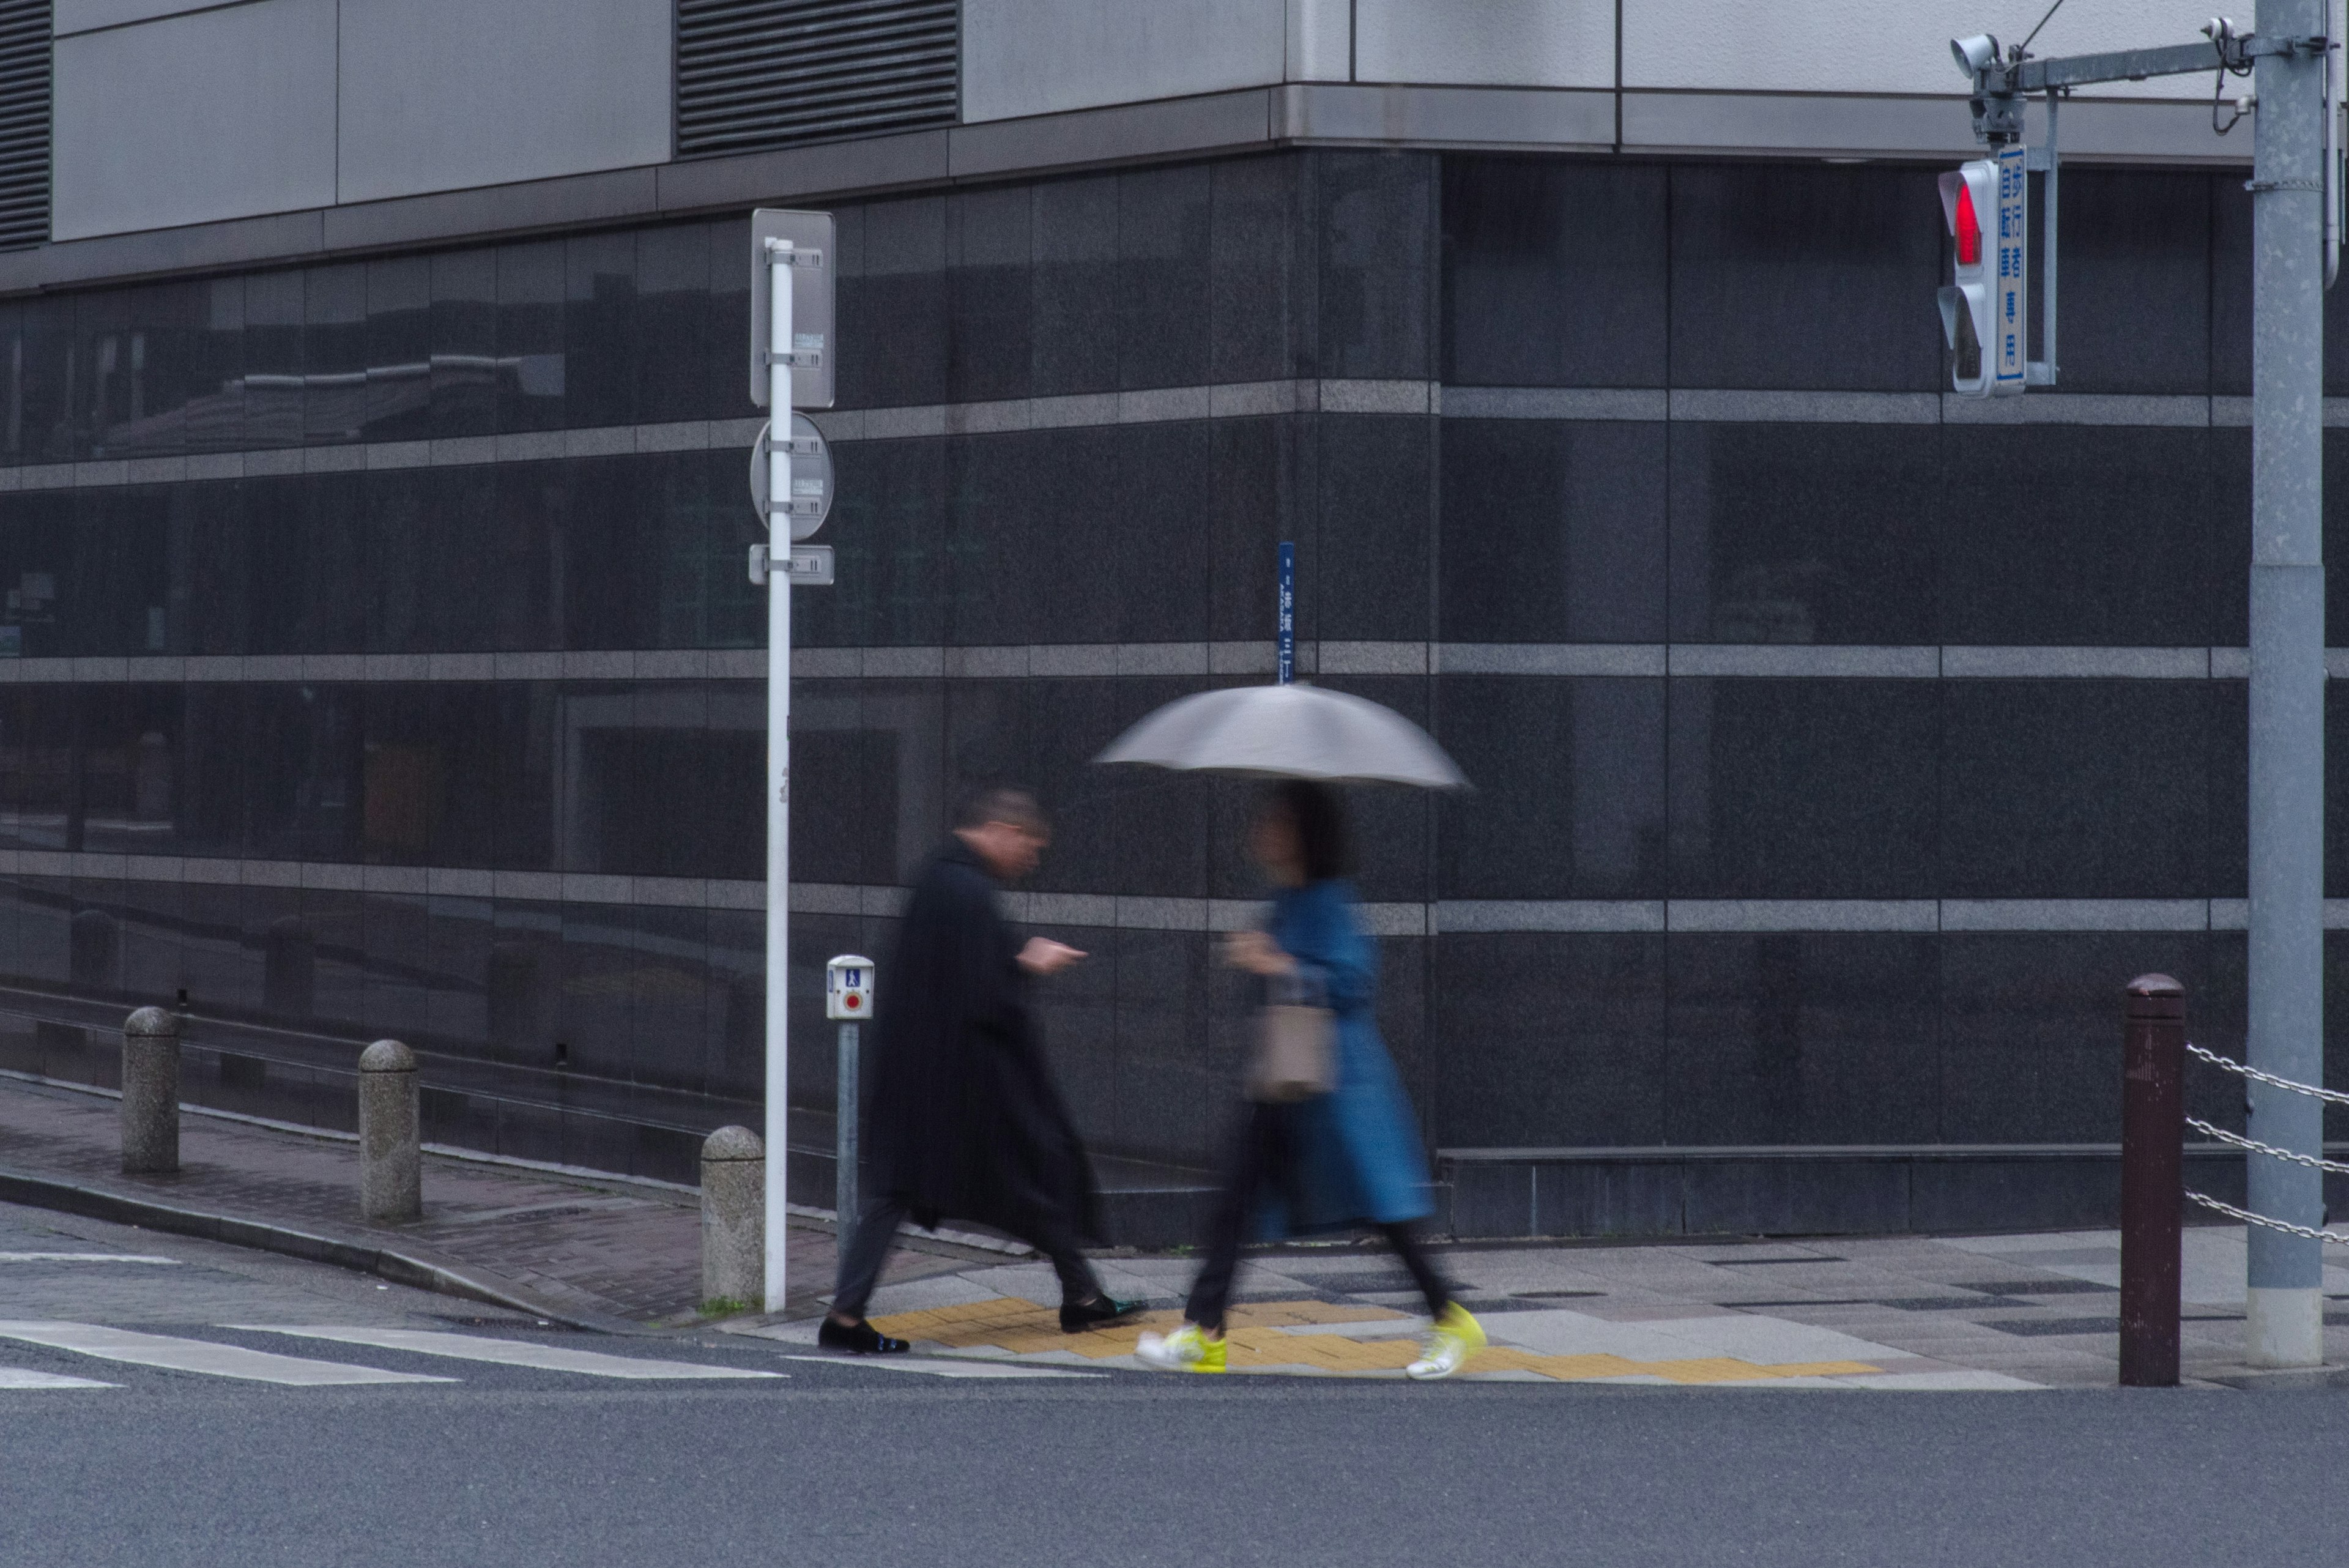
1092, 682, 1468, 789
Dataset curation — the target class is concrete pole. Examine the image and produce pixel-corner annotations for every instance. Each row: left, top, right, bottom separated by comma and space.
2120, 975, 2186, 1387
357, 1039, 421, 1223
701, 1125, 765, 1307
119, 1006, 180, 1175
763, 238, 795, 1314
2246, 0, 2329, 1368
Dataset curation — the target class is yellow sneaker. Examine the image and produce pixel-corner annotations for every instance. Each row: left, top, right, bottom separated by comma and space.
1406, 1303, 1486, 1381
1135, 1323, 1227, 1373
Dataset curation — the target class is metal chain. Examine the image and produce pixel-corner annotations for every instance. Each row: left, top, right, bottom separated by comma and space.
2186, 1190, 2349, 1244
2184, 1042, 2349, 1108
2187, 1117, 2349, 1176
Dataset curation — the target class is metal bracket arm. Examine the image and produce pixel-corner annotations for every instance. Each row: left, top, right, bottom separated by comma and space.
1965, 34, 2325, 144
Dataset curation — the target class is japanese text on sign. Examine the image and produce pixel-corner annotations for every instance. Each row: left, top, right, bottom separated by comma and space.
1994, 145, 2028, 390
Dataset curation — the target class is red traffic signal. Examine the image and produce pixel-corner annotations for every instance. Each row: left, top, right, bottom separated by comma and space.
1937, 162, 1999, 396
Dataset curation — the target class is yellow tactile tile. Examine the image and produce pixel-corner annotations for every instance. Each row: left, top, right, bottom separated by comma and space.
866, 1298, 1882, 1384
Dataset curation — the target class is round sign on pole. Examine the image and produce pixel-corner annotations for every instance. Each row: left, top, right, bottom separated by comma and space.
750, 414, 834, 541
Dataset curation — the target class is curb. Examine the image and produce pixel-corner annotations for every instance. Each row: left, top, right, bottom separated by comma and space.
0, 1164, 643, 1336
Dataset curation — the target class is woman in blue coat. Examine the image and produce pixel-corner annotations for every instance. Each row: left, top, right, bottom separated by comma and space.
1137, 779, 1485, 1379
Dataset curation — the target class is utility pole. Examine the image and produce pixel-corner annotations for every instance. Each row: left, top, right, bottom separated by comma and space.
2244, 0, 2328, 1368
1946, 11, 2337, 1368
749, 209, 837, 1315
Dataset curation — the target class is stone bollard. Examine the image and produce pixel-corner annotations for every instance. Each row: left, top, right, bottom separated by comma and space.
701, 1126, 765, 1309
119, 1006, 181, 1175
357, 1039, 421, 1222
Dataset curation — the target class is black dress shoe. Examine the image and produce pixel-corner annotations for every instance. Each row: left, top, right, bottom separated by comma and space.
1059, 1295, 1143, 1333
818, 1317, 911, 1354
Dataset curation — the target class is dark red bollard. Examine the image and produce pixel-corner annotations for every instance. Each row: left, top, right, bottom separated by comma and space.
2120, 973, 2185, 1387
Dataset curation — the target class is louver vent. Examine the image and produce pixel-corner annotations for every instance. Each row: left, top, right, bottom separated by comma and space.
677, 0, 958, 159
0, 1, 47, 250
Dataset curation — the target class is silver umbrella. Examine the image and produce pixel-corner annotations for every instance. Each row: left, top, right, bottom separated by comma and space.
1092, 682, 1468, 789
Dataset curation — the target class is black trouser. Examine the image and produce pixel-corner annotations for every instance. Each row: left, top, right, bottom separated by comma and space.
831, 1195, 1104, 1321
1184, 1101, 1450, 1334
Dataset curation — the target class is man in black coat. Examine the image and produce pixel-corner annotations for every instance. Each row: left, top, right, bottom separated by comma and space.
819, 786, 1137, 1353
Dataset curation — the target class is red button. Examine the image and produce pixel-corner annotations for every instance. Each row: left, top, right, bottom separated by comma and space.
845, 994, 861, 1009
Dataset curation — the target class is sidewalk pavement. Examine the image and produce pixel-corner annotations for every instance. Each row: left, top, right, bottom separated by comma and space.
0, 1073, 983, 1329
7, 1071, 2349, 1386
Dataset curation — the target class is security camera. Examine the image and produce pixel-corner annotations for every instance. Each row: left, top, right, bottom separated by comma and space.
1951, 33, 2002, 78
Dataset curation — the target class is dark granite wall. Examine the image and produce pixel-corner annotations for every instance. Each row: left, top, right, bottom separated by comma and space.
0, 150, 2327, 1205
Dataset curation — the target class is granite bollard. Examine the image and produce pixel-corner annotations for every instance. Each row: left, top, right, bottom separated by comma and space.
357, 1039, 421, 1222
700, 1126, 765, 1309
119, 1006, 180, 1175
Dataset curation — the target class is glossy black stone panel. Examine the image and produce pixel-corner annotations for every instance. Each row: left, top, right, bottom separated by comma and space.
1440, 419, 1667, 643
1119, 163, 1213, 391
1025, 424, 1124, 644
1670, 164, 1942, 392
1318, 414, 1431, 642
2051, 169, 2212, 395
564, 229, 640, 431
1431, 932, 1666, 1148
1115, 420, 1213, 644
1666, 933, 1939, 1145
1939, 426, 2215, 647
944, 431, 1040, 647
1031, 173, 1121, 398
1941, 680, 2208, 899
837, 196, 949, 411
1668, 423, 1939, 645
948, 184, 1034, 405
1208, 415, 1314, 644
1442, 158, 1668, 388
1437, 677, 1666, 899
800, 436, 947, 648
1669, 679, 1938, 899
1211, 154, 1310, 386
1939, 932, 2227, 1143
1317, 152, 1434, 380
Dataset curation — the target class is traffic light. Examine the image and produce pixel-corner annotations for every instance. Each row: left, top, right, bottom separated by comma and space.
1937, 160, 1998, 397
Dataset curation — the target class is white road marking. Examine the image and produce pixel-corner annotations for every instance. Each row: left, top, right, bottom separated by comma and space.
0, 1364, 117, 1389
0, 1323, 453, 1386
232, 1326, 784, 1380
782, 1354, 1102, 1380
0, 1253, 179, 1265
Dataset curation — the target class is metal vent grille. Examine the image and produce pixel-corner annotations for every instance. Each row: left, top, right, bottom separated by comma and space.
0, 1, 47, 250
677, 0, 958, 160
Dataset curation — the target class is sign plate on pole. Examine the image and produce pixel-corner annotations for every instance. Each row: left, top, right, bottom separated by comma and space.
750, 414, 834, 540
1994, 144, 2028, 394
750, 210, 836, 411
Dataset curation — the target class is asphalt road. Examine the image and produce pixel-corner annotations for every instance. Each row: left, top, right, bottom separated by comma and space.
2, 1198, 2345, 1568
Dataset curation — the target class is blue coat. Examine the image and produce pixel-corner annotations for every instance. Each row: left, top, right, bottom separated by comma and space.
1255, 879, 1433, 1237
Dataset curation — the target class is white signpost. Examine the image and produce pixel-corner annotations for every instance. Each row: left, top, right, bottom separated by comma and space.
751, 209, 835, 1314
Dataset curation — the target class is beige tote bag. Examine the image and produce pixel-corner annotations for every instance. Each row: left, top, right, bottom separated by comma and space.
1245, 972, 1336, 1103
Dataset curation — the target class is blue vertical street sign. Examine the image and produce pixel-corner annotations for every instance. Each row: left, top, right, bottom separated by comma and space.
1277, 541, 1294, 685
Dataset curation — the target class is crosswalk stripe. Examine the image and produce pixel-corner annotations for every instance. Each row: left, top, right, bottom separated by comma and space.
0, 1253, 179, 1265
0, 1364, 117, 1389
230, 1326, 784, 1380
0, 1323, 453, 1386
781, 1354, 1101, 1380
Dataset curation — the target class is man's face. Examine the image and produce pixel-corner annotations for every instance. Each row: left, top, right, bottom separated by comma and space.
960, 819, 1048, 881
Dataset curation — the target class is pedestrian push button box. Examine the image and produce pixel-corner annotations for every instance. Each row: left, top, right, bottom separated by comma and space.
826, 954, 874, 1021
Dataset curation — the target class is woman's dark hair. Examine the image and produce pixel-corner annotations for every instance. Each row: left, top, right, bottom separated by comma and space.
1266, 779, 1351, 882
